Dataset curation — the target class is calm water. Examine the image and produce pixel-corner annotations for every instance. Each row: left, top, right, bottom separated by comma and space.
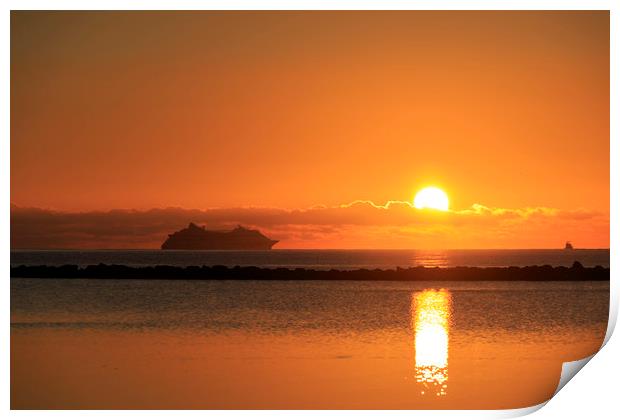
11, 278, 609, 409
10, 248, 610, 269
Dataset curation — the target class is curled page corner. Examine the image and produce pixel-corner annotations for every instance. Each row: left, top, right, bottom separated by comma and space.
504, 355, 599, 419
494, 401, 548, 418
544, 282, 619, 405
602, 288, 618, 347
554, 355, 596, 396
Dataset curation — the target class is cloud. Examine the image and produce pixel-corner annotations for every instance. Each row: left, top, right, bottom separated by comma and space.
10, 202, 609, 249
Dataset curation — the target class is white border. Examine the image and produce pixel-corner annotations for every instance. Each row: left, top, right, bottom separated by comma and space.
3, 2, 617, 419
3, 0, 618, 11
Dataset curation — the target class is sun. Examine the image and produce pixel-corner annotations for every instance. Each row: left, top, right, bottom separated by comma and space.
414, 187, 449, 211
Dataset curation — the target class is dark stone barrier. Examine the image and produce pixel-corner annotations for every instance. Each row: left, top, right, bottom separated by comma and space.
10, 261, 609, 281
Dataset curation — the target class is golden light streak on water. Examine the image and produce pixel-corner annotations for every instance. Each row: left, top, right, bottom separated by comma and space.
413, 289, 451, 397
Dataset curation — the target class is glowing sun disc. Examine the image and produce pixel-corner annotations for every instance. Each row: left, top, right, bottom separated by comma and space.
414, 187, 449, 211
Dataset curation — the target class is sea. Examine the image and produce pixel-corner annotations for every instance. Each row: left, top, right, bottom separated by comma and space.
9, 248, 610, 269
10, 248, 610, 409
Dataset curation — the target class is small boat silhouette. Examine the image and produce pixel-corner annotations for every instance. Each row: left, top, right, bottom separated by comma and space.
564, 241, 574, 250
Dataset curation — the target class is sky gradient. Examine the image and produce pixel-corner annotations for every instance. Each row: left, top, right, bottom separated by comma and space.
10, 11, 609, 248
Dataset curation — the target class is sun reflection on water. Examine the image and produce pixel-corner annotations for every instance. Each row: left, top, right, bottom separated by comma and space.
413, 251, 449, 268
412, 289, 451, 397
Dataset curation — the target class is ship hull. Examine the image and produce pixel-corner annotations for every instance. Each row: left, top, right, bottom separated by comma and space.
161, 240, 278, 250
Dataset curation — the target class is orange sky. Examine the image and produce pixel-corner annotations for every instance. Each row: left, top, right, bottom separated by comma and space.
10, 11, 610, 249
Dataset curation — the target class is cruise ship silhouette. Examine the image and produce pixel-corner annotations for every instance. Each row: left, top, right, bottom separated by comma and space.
161, 223, 278, 250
